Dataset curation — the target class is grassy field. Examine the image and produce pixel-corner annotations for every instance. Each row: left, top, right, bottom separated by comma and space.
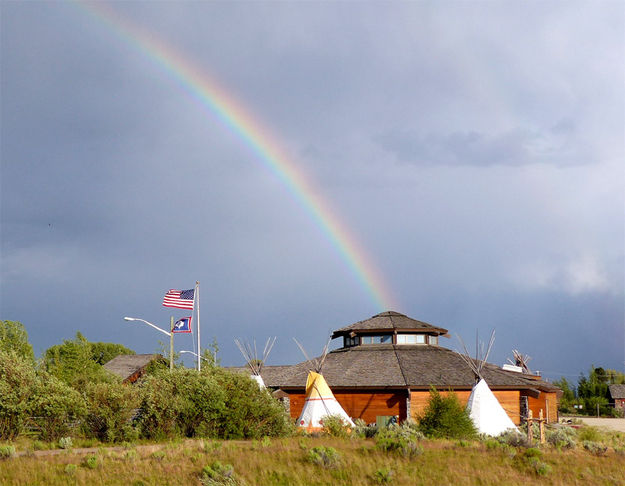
1, 435, 624, 486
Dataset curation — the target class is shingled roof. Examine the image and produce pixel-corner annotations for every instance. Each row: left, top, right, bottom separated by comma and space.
258, 345, 558, 393
331, 311, 448, 339
103, 354, 163, 383
609, 384, 625, 399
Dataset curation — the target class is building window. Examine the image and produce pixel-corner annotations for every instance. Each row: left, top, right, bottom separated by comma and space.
428, 335, 438, 346
396, 334, 426, 344
344, 336, 359, 347
360, 334, 392, 344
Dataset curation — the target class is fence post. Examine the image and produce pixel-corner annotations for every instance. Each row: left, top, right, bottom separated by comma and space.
539, 409, 545, 444
527, 410, 533, 443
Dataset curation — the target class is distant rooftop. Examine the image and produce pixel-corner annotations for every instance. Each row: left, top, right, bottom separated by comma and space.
609, 384, 625, 399
103, 353, 163, 383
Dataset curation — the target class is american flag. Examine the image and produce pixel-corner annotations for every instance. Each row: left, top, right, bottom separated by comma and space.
162, 289, 195, 310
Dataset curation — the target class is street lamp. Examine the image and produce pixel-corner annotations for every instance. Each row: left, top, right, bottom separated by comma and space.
124, 316, 174, 370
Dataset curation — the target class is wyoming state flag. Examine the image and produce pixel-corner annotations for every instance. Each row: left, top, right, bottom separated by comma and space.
172, 316, 192, 333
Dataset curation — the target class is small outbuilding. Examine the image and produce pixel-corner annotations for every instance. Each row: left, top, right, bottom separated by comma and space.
258, 311, 560, 425
103, 353, 165, 383
609, 384, 625, 411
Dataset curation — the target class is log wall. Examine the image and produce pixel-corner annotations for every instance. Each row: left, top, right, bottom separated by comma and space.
524, 391, 558, 423
289, 391, 408, 424
409, 389, 522, 425
288, 388, 558, 426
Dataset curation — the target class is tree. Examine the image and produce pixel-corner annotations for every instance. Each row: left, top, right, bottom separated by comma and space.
42, 332, 126, 388
29, 372, 86, 441
0, 350, 37, 440
576, 365, 622, 416
0, 320, 35, 362
90, 341, 135, 365
418, 387, 477, 440
553, 377, 576, 413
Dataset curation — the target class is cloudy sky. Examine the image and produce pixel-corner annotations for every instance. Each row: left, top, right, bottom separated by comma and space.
1, 1, 623, 381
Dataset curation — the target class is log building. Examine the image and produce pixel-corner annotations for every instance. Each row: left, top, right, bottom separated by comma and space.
259, 311, 560, 425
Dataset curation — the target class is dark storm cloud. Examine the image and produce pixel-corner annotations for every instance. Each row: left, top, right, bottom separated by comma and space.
1, 1, 623, 376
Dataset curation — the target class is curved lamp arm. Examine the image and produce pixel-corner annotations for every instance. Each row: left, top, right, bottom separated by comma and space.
124, 317, 171, 337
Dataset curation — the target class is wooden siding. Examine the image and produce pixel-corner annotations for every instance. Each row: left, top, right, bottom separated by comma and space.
410, 390, 522, 425
288, 391, 407, 424
287, 388, 559, 426
524, 391, 558, 423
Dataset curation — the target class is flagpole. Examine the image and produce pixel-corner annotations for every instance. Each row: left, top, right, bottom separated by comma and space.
196, 281, 200, 371
170, 316, 174, 371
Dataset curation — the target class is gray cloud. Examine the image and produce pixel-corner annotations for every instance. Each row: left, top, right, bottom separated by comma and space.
1, 1, 623, 376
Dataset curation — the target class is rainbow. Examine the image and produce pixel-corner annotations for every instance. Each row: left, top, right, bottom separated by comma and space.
73, 1, 398, 311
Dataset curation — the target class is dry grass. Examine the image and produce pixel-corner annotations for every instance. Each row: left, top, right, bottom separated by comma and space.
1, 436, 624, 485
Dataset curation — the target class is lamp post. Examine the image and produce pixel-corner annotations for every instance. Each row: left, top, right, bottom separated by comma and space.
124, 316, 174, 370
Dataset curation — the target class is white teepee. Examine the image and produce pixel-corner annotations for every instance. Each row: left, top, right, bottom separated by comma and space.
297, 371, 355, 431
293, 337, 354, 431
466, 379, 518, 436
235, 337, 276, 389
457, 330, 519, 436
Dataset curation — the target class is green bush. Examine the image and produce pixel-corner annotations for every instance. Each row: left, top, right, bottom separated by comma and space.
42, 332, 117, 389
578, 426, 604, 443
546, 427, 576, 449
0, 351, 37, 440
89, 342, 135, 365
212, 369, 293, 439
29, 372, 86, 441
528, 458, 551, 476
372, 467, 393, 484
484, 438, 501, 450
136, 368, 226, 439
136, 367, 291, 440
64, 464, 77, 475
352, 418, 377, 438
58, 437, 73, 450
200, 460, 243, 485
523, 447, 542, 458
519, 420, 540, 440
82, 455, 99, 469
0, 444, 16, 459
375, 425, 424, 457
307, 446, 340, 468
582, 441, 608, 455
497, 429, 529, 448
151, 450, 166, 460
321, 414, 350, 438
135, 371, 185, 439
83, 381, 140, 442
0, 321, 35, 362
418, 387, 477, 440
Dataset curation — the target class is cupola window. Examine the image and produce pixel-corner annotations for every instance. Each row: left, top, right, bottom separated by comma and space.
360, 334, 392, 345
396, 334, 426, 344
344, 336, 359, 347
